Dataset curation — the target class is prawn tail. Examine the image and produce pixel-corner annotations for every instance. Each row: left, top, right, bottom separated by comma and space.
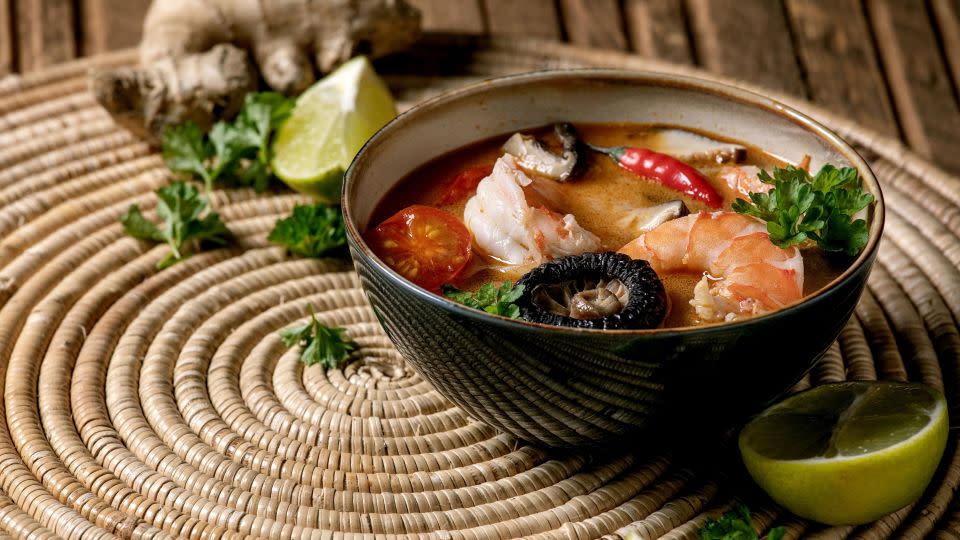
724, 264, 803, 310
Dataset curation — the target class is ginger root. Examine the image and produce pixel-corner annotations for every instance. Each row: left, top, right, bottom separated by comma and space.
91, 0, 420, 141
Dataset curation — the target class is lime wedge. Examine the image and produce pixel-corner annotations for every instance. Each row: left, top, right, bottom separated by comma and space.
272, 56, 396, 203
739, 382, 948, 525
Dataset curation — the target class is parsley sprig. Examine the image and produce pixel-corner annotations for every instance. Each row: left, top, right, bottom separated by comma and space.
121, 181, 230, 269
443, 282, 524, 319
268, 204, 347, 258
162, 92, 295, 194
279, 304, 357, 369
732, 165, 873, 256
700, 503, 786, 540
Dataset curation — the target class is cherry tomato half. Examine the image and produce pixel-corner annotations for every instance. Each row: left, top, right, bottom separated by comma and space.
365, 205, 473, 291
434, 165, 493, 206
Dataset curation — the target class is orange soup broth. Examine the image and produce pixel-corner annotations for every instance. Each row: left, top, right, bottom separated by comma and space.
370, 123, 847, 327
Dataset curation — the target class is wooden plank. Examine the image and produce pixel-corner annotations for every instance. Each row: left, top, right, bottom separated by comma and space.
685, 0, 806, 97
484, 0, 560, 40
79, 0, 150, 55
0, 0, 12, 75
931, 0, 960, 97
867, 0, 960, 174
14, 0, 76, 72
623, 0, 693, 64
784, 0, 898, 137
406, 0, 486, 35
558, 0, 628, 50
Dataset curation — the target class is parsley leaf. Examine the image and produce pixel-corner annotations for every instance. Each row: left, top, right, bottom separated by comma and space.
221, 92, 296, 191
813, 211, 870, 255
234, 92, 296, 160
121, 181, 230, 269
207, 120, 251, 184
732, 164, 873, 256
161, 92, 296, 193
268, 204, 348, 258
443, 282, 525, 319
279, 304, 357, 368
237, 159, 272, 194
162, 122, 213, 188
119, 204, 165, 243
700, 503, 786, 540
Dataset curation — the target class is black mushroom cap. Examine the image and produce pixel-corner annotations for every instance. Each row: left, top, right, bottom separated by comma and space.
515, 252, 668, 330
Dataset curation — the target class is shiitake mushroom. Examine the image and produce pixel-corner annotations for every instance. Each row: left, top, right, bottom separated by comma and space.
502, 123, 586, 181
516, 252, 668, 330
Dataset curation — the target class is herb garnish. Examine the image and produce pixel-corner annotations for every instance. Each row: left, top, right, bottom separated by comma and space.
268, 204, 347, 258
162, 92, 295, 194
121, 181, 230, 269
732, 165, 873, 256
700, 503, 786, 540
443, 282, 525, 319
279, 304, 357, 368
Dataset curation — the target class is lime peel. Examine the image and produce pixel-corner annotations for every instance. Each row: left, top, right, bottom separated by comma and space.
739, 381, 948, 526
272, 56, 396, 203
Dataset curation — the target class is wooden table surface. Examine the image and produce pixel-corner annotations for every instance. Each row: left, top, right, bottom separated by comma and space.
3, 0, 959, 174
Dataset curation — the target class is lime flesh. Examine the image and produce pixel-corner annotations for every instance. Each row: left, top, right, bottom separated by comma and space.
739, 382, 948, 525
272, 56, 396, 203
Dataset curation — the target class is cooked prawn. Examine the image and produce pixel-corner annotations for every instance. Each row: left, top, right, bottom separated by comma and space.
463, 155, 600, 269
720, 165, 772, 200
619, 211, 803, 322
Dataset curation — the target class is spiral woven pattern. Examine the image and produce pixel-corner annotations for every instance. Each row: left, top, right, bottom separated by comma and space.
0, 38, 956, 539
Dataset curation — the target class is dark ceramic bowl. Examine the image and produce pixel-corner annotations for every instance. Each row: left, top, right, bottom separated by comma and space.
342, 70, 884, 448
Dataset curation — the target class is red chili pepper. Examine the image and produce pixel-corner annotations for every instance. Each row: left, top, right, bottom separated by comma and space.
587, 144, 723, 209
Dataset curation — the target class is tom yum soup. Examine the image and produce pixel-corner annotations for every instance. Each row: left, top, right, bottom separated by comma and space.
364, 123, 875, 330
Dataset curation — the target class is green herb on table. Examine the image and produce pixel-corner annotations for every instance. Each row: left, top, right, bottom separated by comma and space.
121, 181, 230, 269
700, 503, 786, 540
279, 304, 357, 369
443, 282, 524, 319
268, 204, 347, 258
732, 164, 873, 256
162, 92, 296, 194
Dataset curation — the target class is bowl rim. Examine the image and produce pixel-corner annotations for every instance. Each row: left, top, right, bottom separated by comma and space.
342, 68, 885, 336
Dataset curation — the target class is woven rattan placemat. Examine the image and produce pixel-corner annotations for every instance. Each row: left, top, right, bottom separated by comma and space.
0, 36, 956, 539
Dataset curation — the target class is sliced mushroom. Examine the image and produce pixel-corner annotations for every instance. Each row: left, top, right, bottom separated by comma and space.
649, 128, 747, 165
617, 200, 689, 236
531, 282, 574, 316
502, 123, 583, 182
569, 279, 630, 319
532, 278, 630, 320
